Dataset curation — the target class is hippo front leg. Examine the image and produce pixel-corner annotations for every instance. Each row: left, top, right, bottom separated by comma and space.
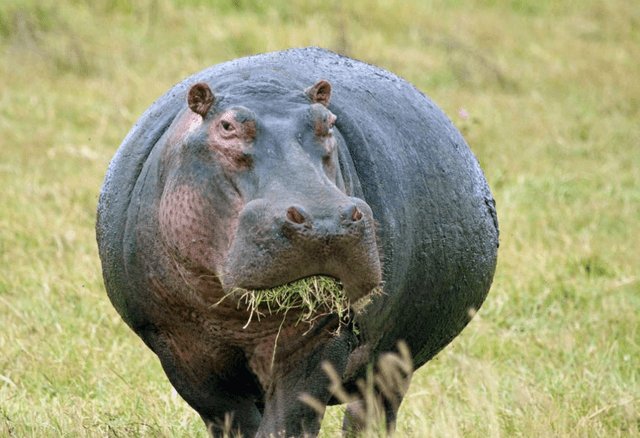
257, 378, 331, 437
341, 342, 413, 437
139, 328, 264, 438
256, 322, 355, 438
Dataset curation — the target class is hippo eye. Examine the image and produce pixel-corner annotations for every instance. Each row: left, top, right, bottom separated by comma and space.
221, 120, 232, 131
325, 114, 337, 135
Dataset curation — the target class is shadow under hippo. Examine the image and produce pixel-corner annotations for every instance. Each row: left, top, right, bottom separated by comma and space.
96, 47, 499, 437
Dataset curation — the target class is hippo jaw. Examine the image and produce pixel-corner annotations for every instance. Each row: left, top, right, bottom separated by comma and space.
222, 197, 382, 303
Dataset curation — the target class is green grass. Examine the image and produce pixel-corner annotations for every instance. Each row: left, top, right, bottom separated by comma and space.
1, 0, 638, 436
227, 276, 365, 330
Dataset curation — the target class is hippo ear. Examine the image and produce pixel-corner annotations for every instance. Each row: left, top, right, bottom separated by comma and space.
305, 79, 332, 107
188, 82, 216, 118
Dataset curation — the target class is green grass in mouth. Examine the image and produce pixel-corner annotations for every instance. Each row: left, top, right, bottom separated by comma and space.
222, 275, 382, 331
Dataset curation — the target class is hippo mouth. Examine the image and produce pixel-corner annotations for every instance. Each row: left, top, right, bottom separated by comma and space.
222, 226, 382, 303
221, 216, 383, 305
222, 257, 382, 305
223, 274, 383, 330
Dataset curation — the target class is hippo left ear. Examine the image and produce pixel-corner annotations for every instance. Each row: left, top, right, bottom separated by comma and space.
188, 82, 216, 118
305, 79, 332, 107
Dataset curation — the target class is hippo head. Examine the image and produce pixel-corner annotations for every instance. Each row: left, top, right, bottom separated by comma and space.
158, 79, 382, 302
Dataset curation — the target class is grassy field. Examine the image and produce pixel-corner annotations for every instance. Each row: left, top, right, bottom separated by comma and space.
1, 0, 638, 436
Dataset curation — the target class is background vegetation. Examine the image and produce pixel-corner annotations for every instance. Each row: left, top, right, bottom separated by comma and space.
1, 0, 638, 436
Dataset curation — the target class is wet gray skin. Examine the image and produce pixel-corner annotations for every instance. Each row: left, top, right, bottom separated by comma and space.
96, 47, 499, 438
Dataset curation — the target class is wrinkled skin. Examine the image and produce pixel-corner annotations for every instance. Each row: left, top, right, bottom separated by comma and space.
96, 47, 499, 438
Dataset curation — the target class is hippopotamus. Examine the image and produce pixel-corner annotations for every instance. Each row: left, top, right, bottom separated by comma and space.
96, 47, 498, 437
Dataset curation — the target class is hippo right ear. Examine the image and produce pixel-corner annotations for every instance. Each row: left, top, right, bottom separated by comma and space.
188, 82, 216, 118
305, 79, 332, 107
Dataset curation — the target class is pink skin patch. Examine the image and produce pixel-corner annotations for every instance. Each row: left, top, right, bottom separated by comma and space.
168, 111, 202, 145
313, 112, 336, 138
310, 104, 339, 180
159, 184, 226, 275
207, 109, 255, 170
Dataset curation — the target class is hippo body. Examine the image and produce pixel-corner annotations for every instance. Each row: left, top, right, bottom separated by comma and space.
96, 47, 498, 437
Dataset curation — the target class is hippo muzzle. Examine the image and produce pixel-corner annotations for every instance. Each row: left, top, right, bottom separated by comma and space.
223, 194, 382, 302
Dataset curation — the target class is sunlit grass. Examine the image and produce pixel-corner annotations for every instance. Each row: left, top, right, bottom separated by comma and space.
1, 0, 638, 436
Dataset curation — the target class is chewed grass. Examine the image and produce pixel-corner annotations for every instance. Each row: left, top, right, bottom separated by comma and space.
215, 276, 383, 369
222, 276, 382, 332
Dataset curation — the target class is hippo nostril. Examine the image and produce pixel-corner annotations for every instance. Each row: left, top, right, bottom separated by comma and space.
286, 206, 307, 225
